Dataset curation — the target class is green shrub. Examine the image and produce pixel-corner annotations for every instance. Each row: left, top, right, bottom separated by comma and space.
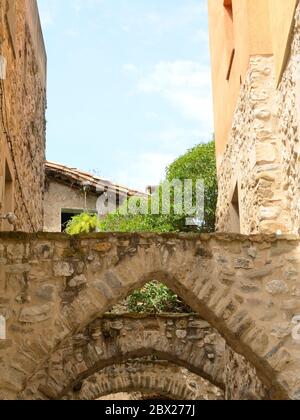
100, 140, 217, 233
65, 141, 217, 314
127, 281, 192, 314
65, 212, 100, 235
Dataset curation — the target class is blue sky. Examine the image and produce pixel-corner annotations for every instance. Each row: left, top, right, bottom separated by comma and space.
37, 0, 213, 191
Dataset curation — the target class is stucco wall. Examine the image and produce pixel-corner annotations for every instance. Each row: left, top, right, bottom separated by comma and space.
208, 0, 297, 165
208, 0, 273, 164
43, 181, 98, 232
0, 0, 46, 232
216, 1, 300, 236
269, 0, 298, 84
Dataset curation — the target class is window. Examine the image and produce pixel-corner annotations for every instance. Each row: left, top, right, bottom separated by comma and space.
224, 0, 235, 81
61, 209, 83, 232
224, 0, 233, 19
61, 209, 97, 232
226, 49, 235, 81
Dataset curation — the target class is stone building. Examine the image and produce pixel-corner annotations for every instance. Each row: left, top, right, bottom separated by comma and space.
44, 161, 148, 232
0, 0, 46, 232
208, 0, 300, 235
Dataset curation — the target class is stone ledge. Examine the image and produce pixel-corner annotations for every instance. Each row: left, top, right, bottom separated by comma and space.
0, 231, 298, 243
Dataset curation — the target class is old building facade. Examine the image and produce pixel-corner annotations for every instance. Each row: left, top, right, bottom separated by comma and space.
208, 0, 300, 235
44, 162, 148, 232
0, 0, 46, 232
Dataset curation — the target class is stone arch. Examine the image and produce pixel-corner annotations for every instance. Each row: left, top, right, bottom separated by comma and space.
61, 361, 224, 401
0, 233, 300, 399
20, 314, 225, 399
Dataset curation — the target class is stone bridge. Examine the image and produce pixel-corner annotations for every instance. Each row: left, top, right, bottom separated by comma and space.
0, 232, 300, 399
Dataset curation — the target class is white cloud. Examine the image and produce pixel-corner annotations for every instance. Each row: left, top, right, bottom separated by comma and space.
112, 127, 213, 192
137, 60, 213, 124
114, 152, 176, 192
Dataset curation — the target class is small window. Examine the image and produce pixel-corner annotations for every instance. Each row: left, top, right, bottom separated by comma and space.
226, 49, 235, 81
224, 0, 233, 20
61, 209, 97, 232
61, 209, 83, 232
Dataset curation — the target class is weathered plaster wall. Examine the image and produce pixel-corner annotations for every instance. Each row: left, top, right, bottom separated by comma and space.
208, 0, 274, 163
208, 0, 297, 164
0, 232, 299, 399
269, 0, 298, 84
0, 0, 46, 232
43, 181, 98, 232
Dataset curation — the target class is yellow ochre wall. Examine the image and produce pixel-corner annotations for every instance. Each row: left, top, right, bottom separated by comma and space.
269, 0, 298, 83
208, 0, 298, 166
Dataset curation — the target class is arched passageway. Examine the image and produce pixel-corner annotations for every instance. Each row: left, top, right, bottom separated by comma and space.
0, 232, 299, 399
62, 361, 224, 401
20, 314, 225, 399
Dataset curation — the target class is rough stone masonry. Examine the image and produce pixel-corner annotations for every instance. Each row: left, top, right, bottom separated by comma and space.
0, 0, 46, 232
0, 232, 299, 399
216, 2, 300, 237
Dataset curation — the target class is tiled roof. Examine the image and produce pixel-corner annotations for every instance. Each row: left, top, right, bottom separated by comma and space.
45, 161, 148, 198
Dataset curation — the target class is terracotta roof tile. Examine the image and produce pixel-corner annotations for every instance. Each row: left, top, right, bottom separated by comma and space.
45, 161, 148, 198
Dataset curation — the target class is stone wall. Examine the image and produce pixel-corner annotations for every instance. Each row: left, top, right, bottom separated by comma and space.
21, 314, 226, 399
63, 360, 224, 401
21, 312, 266, 401
0, 232, 299, 399
278, 2, 300, 236
216, 0, 300, 236
0, 0, 46, 232
224, 348, 269, 400
216, 55, 289, 235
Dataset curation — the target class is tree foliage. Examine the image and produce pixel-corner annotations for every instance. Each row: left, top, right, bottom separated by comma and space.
65, 140, 217, 314
166, 140, 217, 232
99, 140, 217, 233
